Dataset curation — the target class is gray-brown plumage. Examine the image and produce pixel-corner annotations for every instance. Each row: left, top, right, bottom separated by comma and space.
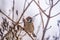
23, 16, 36, 37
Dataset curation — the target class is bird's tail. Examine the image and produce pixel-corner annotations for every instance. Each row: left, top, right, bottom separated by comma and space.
32, 33, 36, 37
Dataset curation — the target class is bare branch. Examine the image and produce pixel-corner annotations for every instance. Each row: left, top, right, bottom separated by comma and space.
50, 12, 60, 18
33, 0, 60, 40
40, 12, 44, 29
53, 0, 60, 7
38, 0, 44, 29
36, 25, 40, 35
46, 36, 50, 40
1, 27, 12, 40
16, 10, 18, 15
15, 0, 33, 25
12, 0, 15, 20
33, 13, 39, 17
46, 26, 52, 30
41, 17, 50, 40
1, 25, 34, 40
0, 1, 34, 39
33, 0, 48, 17
45, 0, 50, 5
44, 7, 50, 12
0, 10, 15, 23
1, 24, 34, 40
23, 0, 27, 11
49, 0, 53, 7
49, 0, 60, 18
41, 0, 53, 40
49, 0, 60, 10
21, 33, 26, 37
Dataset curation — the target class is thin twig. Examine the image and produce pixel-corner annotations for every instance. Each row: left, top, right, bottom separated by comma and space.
41, 16, 50, 40
1, 26, 13, 40
23, 0, 27, 11
15, 0, 33, 26
41, 0, 60, 39
40, 12, 44, 29
33, 13, 39, 17
22, 0, 27, 18
12, 0, 15, 20
44, 7, 50, 12
22, 33, 26, 37
45, 0, 50, 5
33, 0, 48, 17
0, 0, 34, 39
1, 24, 34, 40
36, 25, 40, 35
50, 12, 60, 18
46, 26, 52, 30
0, 10, 15, 23
53, 0, 60, 7
37, 0, 44, 29
41, 1, 53, 40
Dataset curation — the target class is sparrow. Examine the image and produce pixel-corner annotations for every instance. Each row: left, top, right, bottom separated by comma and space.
23, 16, 36, 37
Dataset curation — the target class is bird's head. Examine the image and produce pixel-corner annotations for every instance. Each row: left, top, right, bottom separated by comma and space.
26, 16, 32, 23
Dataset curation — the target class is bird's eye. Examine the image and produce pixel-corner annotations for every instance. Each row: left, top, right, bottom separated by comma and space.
28, 19, 32, 23
26, 16, 32, 23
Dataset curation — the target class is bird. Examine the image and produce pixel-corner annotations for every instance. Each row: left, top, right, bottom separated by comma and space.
23, 16, 36, 37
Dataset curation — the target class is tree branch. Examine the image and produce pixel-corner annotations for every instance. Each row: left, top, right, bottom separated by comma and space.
50, 12, 60, 18
15, 0, 33, 25
41, 0, 53, 40
33, 0, 48, 17
53, 0, 60, 7
0, 10, 15, 23
1, 25, 34, 40
23, 0, 27, 11
46, 26, 52, 30
12, 0, 15, 20
41, 0, 60, 39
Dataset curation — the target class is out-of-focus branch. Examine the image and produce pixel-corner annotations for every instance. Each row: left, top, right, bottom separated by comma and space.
46, 36, 50, 40
33, 13, 39, 17
49, 0, 53, 7
0, 0, 34, 39
15, 0, 33, 25
50, 12, 60, 18
41, 5, 52, 40
33, 0, 48, 17
23, 0, 27, 11
45, 0, 50, 5
41, 0, 60, 40
46, 26, 52, 30
41, 16, 50, 40
12, 0, 15, 20
40, 12, 44, 29
49, 0, 60, 18
36, 25, 40, 35
16, 10, 18, 16
41, 0, 54, 40
53, 0, 60, 7
1, 27, 12, 40
22, 0, 27, 18
0, 10, 15, 23
1, 25, 34, 40
34, 0, 60, 17
38, 0, 44, 29
44, 7, 50, 12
